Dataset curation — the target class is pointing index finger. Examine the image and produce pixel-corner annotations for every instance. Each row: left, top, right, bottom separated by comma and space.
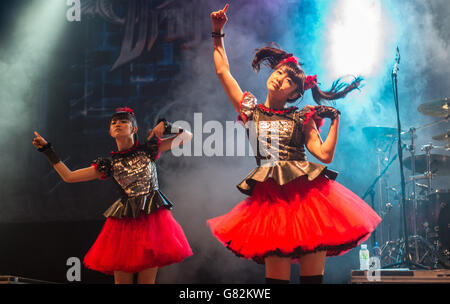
223, 3, 229, 13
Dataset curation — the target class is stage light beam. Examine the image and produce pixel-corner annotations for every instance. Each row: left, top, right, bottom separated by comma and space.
0, 0, 69, 181
326, 0, 387, 78
0, 0, 67, 141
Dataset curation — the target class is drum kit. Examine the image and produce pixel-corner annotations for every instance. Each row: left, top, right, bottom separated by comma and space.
362, 97, 450, 270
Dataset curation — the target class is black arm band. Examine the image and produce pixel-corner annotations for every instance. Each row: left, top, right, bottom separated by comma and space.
38, 143, 61, 165
211, 32, 225, 38
315, 106, 341, 120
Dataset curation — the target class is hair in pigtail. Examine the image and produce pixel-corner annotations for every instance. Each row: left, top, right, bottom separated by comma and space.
252, 44, 306, 103
252, 45, 294, 72
310, 76, 363, 105
252, 44, 363, 104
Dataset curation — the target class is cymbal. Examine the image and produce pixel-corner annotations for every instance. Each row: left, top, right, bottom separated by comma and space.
432, 131, 450, 142
362, 126, 416, 141
417, 98, 450, 118
403, 154, 450, 176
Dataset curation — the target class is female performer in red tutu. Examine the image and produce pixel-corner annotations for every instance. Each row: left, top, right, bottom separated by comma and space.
32, 107, 193, 284
207, 4, 382, 284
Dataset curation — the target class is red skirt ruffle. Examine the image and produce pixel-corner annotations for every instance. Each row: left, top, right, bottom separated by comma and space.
207, 175, 381, 264
84, 207, 192, 275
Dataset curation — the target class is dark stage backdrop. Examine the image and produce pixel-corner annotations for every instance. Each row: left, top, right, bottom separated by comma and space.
0, 0, 448, 283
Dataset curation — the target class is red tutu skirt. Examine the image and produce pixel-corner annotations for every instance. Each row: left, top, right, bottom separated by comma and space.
207, 175, 381, 264
84, 207, 192, 275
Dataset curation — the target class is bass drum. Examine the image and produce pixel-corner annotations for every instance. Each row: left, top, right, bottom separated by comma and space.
404, 198, 429, 237
427, 190, 450, 247
438, 201, 450, 252
430, 190, 450, 268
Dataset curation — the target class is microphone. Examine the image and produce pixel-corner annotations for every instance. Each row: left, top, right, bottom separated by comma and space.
392, 47, 400, 76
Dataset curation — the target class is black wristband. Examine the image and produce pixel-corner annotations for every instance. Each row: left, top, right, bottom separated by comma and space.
38, 143, 61, 165
37, 142, 51, 152
211, 31, 225, 38
315, 106, 341, 120
156, 118, 184, 135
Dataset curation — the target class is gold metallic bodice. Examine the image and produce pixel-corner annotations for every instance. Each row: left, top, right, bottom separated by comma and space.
237, 92, 337, 196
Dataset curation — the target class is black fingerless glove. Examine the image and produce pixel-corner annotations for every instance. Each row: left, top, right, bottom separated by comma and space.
156, 118, 184, 135
37, 143, 61, 165
315, 106, 341, 120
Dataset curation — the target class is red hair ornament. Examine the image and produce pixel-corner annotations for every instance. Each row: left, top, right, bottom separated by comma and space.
115, 107, 135, 115
279, 56, 299, 66
279, 56, 318, 91
304, 75, 318, 90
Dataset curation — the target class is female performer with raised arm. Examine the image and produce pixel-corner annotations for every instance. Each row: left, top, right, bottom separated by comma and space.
207, 4, 381, 284
32, 107, 193, 284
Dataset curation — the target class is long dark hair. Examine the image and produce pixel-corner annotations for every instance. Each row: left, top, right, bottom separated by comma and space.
252, 44, 362, 104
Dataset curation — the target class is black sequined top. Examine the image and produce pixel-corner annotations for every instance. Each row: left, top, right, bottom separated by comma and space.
237, 91, 338, 196
92, 137, 173, 219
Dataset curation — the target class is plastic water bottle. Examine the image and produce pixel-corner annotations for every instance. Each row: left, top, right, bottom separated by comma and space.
370, 242, 381, 270
359, 244, 370, 270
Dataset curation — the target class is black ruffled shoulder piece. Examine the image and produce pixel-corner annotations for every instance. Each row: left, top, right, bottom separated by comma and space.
293, 107, 325, 131
292, 107, 311, 126
91, 157, 113, 179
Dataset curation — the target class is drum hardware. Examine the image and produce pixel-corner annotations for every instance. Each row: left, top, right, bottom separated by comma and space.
361, 125, 418, 247
364, 87, 450, 269
405, 127, 423, 266
415, 183, 429, 196
432, 131, 450, 142
443, 249, 450, 258
415, 183, 428, 190
362, 140, 401, 247
420, 218, 438, 240
430, 143, 450, 150
382, 113, 450, 269
380, 239, 403, 266
417, 97, 449, 118
385, 202, 393, 243
403, 154, 450, 177
409, 173, 432, 181
422, 144, 432, 195
376, 148, 389, 245
397, 191, 450, 269
381, 98, 448, 270
381, 234, 449, 270
381, 146, 450, 269
387, 184, 406, 201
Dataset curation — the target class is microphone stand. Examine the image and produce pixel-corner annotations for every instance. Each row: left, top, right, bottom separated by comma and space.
383, 48, 427, 270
